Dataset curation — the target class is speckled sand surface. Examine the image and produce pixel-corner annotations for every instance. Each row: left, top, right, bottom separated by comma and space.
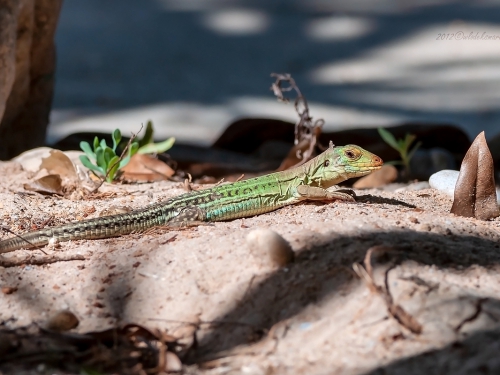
1, 160, 500, 374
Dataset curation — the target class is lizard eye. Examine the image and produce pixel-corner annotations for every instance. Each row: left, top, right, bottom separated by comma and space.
324, 160, 330, 167
345, 150, 356, 159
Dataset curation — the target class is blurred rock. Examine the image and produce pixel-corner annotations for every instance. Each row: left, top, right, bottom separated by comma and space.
409, 148, 456, 181
45, 310, 79, 332
0, 0, 63, 160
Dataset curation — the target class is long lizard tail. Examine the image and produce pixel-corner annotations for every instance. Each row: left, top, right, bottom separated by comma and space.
0, 205, 167, 254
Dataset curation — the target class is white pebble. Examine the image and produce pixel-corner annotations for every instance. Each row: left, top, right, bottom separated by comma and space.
429, 169, 500, 204
247, 229, 294, 267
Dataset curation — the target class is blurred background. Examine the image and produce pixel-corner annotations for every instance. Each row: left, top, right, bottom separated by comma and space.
49, 0, 500, 146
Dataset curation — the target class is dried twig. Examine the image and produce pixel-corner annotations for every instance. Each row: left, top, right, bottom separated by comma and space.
184, 173, 193, 192
353, 245, 422, 334
0, 254, 85, 268
271, 73, 325, 169
0, 226, 48, 255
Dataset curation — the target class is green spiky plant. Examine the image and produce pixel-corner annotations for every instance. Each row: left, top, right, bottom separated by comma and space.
135, 120, 175, 155
378, 128, 421, 176
79, 129, 138, 183
79, 122, 175, 183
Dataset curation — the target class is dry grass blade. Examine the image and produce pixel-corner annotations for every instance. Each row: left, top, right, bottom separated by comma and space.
451, 131, 500, 220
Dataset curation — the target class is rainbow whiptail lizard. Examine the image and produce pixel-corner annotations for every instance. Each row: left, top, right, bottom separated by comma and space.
0, 144, 383, 253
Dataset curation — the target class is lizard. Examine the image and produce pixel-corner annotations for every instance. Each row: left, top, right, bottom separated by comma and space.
0, 143, 383, 253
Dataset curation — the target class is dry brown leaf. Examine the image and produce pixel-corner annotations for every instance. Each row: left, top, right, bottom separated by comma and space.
40, 149, 78, 182
24, 174, 63, 195
121, 153, 175, 182
450, 131, 500, 220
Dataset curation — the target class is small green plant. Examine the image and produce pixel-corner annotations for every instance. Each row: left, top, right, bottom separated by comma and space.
378, 127, 421, 176
79, 129, 138, 183
79, 123, 176, 183
135, 120, 175, 155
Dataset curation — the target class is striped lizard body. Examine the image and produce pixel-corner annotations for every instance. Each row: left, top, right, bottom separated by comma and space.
0, 144, 383, 253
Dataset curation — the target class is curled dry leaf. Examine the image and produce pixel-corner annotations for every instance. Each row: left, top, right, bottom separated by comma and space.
450, 131, 500, 220
24, 174, 63, 195
121, 153, 175, 182
40, 149, 78, 182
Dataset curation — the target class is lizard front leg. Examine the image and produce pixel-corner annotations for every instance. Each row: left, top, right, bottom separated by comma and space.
295, 185, 356, 202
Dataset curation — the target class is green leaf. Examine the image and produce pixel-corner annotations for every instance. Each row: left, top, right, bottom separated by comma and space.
93, 136, 100, 151
378, 128, 400, 151
404, 133, 416, 147
139, 120, 154, 147
100, 138, 107, 150
106, 155, 121, 182
138, 137, 175, 154
80, 141, 95, 160
118, 142, 139, 169
95, 147, 106, 170
407, 141, 422, 163
103, 146, 116, 165
112, 128, 121, 152
79, 155, 105, 175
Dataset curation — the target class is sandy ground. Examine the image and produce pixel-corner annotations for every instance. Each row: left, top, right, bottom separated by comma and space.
1, 160, 500, 374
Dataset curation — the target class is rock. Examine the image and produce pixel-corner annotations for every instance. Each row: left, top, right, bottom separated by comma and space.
0, 0, 63, 160
45, 310, 79, 332
429, 169, 500, 204
409, 148, 456, 181
165, 351, 182, 373
247, 229, 294, 267
353, 165, 398, 189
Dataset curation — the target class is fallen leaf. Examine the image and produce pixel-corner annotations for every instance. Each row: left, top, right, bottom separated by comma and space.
277, 135, 319, 171
121, 153, 175, 182
40, 149, 78, 182
24, 174, 63, 195
353, 165, 398, 189
450, 131, 500, 220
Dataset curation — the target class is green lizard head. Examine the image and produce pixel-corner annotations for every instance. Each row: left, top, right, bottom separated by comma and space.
307, 144, 383, 187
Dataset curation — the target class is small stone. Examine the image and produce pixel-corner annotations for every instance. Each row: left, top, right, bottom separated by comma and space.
165, 351, 182, 372
247, 229, 294, 267
416, 223, 431, 232
45, 310, 79, 332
